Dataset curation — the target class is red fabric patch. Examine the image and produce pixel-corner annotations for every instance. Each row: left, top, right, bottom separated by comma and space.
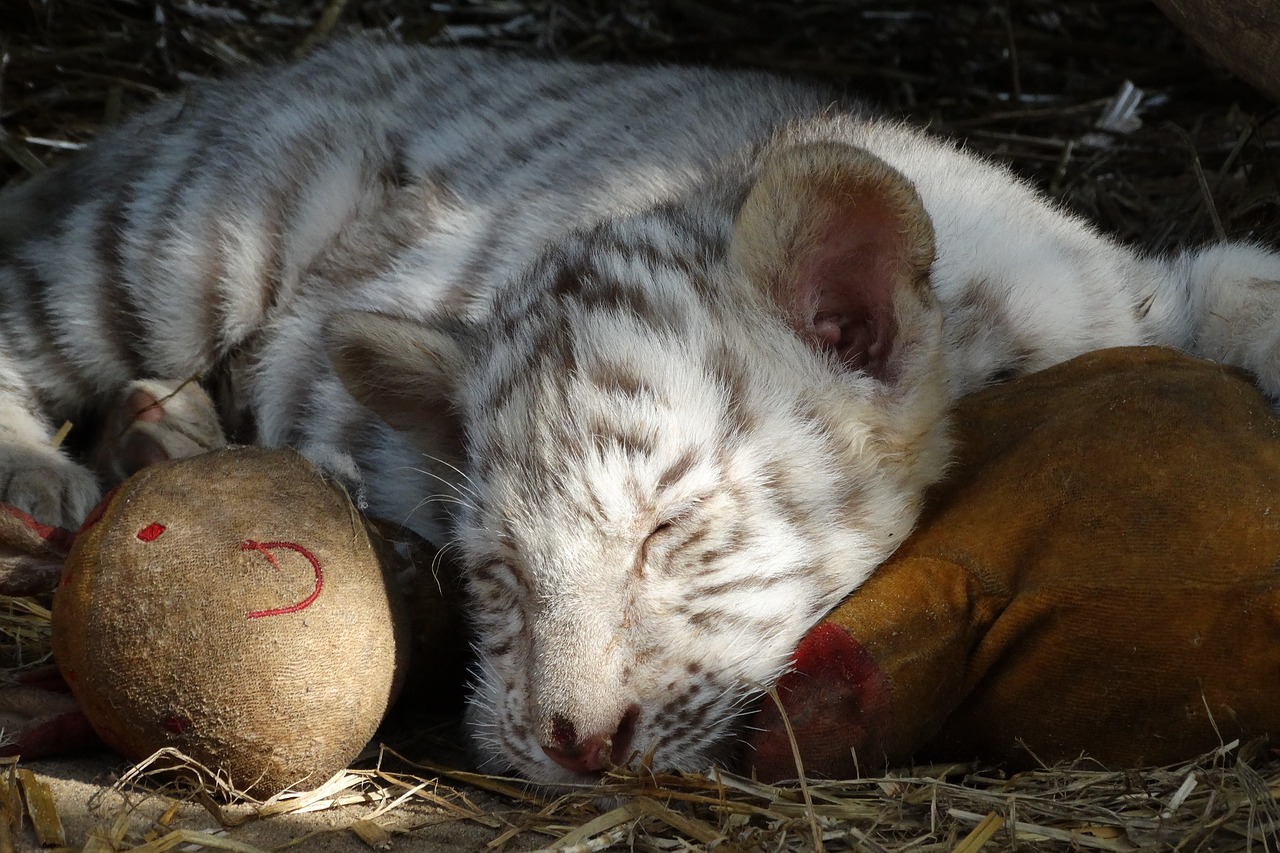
135, 523, 166, 542
164, 715, 193, 735
17, 664, 70, 693
790, 622, 884, 686
78, 486, 121, 536
0, 710, 99, 760
1, 502, 75, 555
745, 622, 891, 781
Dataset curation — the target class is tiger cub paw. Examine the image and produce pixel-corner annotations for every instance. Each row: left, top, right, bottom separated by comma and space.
0, 443, 102, 530
91, 379, 228, 485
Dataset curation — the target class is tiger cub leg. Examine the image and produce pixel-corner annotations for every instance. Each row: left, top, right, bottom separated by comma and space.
0, 374, 226, 528
1180, 243, 1280, 402
0, 373, 100, 529
90, 379, 227, 486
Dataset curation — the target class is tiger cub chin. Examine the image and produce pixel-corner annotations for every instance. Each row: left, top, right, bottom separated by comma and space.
1, 38, 1277, 783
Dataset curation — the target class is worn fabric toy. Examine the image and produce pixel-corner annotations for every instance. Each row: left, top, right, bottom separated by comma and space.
51, 448, 411, 796
748, 347, 1280, 779
1153, 0, 1280, 102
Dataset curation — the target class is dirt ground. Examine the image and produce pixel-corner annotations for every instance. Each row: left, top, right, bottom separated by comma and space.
6, 0, 1279, 245
18, 755, 497, 852
18, 757, 548, 852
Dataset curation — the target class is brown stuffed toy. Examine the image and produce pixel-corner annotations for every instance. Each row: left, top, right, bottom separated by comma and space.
748, 346, 1280, 779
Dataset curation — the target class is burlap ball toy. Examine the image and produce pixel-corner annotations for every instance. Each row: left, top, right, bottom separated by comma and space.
1153, 0, 1280, 102
52, 447, 410, 797
748, 346, 1280, 779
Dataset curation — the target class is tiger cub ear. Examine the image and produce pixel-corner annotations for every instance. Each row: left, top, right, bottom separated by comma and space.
731, 141, 937, 383
323, 310, 470, 442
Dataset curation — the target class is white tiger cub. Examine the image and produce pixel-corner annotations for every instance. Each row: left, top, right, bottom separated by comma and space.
1, 39, 1277, 783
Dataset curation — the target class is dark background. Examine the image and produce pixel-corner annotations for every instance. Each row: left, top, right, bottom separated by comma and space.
2, 0, 1278, 253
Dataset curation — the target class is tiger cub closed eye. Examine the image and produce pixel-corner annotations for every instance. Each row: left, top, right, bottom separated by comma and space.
1, 38, 1277, 783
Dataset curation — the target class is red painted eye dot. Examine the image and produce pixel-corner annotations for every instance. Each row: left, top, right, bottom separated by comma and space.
136, 523, 166, 542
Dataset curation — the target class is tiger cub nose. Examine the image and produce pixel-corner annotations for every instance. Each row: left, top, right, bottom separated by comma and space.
540, 705, 640, 774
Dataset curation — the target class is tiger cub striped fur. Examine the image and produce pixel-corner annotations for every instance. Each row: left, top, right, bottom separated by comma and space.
2, 39, 1277, 783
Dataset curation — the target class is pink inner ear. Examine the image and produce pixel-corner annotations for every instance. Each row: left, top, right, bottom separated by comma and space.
795, 198, 905, 381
